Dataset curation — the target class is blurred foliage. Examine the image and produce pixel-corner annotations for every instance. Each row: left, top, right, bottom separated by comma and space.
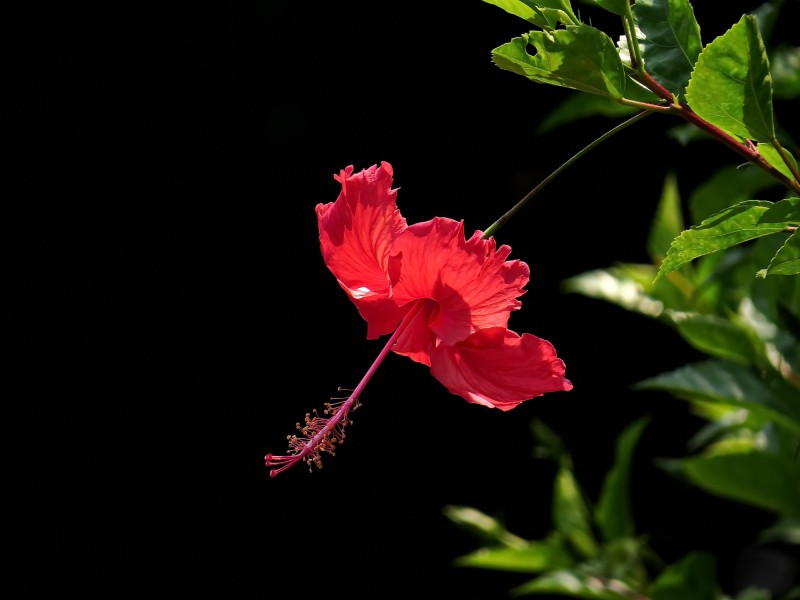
446, 0, 799, 597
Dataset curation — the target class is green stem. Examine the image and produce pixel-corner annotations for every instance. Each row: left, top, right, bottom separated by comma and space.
483, 111, 652, 239
622, 4, 644, 72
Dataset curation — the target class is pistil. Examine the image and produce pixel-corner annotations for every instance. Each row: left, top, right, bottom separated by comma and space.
265, 300, 427, 477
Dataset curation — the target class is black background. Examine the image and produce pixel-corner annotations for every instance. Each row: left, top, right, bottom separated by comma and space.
13, 1, 798, 598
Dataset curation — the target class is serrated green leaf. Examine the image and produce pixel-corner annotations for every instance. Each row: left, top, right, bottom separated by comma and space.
511, 570, 635, 598
651, 551, 717, 600
483, 0, 539, 24
758, 230, 800, 277
657, 198, 800, 279
454, 535, 575, 572
648, 172, 685, 262
666, 311, 755, 365
482, 0, 579, 28
680, 451, 800, 517
553, 467, 598, 558
634, 359, 800, 435
633, 0, 702, 98
688, 164, 779, 224
492, 25, 626, 98
772, 45, 800, 99
685, 15, 775, 142
595, 417, 649, 542
757, 142, 798, 181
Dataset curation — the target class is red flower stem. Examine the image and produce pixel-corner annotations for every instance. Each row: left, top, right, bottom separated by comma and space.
636, 70, 800, 195
265, 299, 427, 477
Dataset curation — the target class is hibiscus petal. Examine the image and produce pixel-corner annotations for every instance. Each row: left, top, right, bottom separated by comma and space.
316, 162, 407, 338
392, 299, 437, 366
392, 218, 529, 346
429, 327, 572, 410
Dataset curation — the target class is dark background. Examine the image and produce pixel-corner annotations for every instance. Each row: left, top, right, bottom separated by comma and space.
13, 1, 798, 598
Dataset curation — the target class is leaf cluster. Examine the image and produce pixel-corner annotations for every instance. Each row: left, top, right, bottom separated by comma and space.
444, 1, 800, 597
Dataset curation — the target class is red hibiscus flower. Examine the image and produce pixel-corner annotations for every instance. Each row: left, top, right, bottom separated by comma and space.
265, 162, 571, 476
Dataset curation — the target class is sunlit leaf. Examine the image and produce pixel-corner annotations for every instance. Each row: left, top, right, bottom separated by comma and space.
679, 451, 800, 517
553, 467, 598, 558
482, 0, 579, 28
634, 359, 800, 434
442, 505, 528, 548
757, 142, 798, 181
483, 0, 537, 24
757, 230, 800, 277
633, 0, 702, 98
595, 417, 649, 542
648, 172, 685, 262
657, 198, 800, 279
651, 551, 716, 600
688, 164, 779, 224
685, 15, 775, 142
562, 269, 665, 317
454, 535, 575, 572
665, 311, 755, 365
491, 25, 626, 98
511, 570, 634, 598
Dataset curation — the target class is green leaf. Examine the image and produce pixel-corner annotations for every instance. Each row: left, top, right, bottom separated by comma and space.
685, 15, 775, 142
442, 505, 528, 548
633, 0, 702, 98
757, 142, 798, 181
657, 198, 800, 280
665, 311, 755, 365
772, 45, 800, 99
491, 25, 626, 98
648, 171, 685, 262
483, 0, 538, 24
688, 164, 779, 224
484, 0, 583, 28
757, 230, 800, 277
759, 516, 800, 544
511, 570, 635, 598
679, 451, 800, 517
651, 551, 717, 600
734, 588, 772, 600
595, 417, 649, 542
482, 0, 579, 28
634, 359, 800, 435
454, 535, 575, 572
530, 418, 565, 461
562, 269, 666, 317
580, 0, 627, 16
536, 93, 640, 132
553, 467, 599, 558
